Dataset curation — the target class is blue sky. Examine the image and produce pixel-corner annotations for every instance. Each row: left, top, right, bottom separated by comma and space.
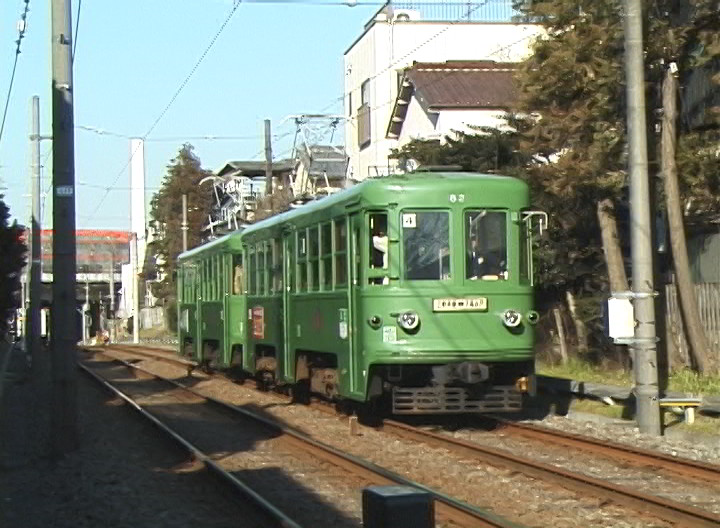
0, 0, 378, 229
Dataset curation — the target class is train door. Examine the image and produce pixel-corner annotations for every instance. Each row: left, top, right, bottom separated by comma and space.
348, 212, 363, 397
282, 232, 293, 382
195, 259, 203, 360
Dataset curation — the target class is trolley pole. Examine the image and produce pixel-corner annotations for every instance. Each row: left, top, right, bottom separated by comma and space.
28, 96, 44, 374
50, 0, 79, 454
264, 119, 273, 197
623, 0, 661, 435
181, 194, 188, 252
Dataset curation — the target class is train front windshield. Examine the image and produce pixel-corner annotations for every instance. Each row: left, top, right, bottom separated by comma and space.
402, 211, 451, 280
466, 210, 508, 281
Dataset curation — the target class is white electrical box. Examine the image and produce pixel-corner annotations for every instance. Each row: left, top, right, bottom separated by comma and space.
607, 297, 635, 341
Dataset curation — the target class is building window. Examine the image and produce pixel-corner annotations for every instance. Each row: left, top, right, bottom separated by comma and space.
358, 79, 371, 149
348, 92, 352, 117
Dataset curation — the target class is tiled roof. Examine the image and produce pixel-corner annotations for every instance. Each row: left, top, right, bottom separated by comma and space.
407, 61, 517, 109
387, 61, 517, 139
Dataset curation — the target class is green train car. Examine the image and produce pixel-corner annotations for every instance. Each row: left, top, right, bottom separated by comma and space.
177, 171, 546, 414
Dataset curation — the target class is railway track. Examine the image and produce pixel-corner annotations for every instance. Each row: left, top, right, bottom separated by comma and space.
93, 344, 720, 527
81, 349, 523, 528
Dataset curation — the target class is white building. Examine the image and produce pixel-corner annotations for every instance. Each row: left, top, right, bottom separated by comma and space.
343, 5, 542, 179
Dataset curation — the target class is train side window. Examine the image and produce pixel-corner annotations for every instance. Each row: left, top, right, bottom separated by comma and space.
257, 243, 267, 296
309, 226, 319, 292
334, 219, 347, 288
232, 254, 244, 295
248, 247, 256, 295
368, 212, 389, 286
320, 223, 332, 290
270, 239, 283, 294
296, 231, 307, 292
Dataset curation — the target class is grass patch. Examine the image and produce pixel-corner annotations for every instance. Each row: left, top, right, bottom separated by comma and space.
538, 359, 720, 396
537, 358, 632, 386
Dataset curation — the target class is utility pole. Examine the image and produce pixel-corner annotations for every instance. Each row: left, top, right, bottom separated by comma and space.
108, 249, 115, 342
131, 234, 139, 344
181, 194, 188, 252
264, 119, 273, 197
28, 96, 43, 374
623, 0, 661, 435
51, 0, 79, 454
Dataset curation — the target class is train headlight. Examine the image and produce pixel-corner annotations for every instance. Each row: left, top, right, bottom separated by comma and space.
397, 311, 420, 332
502, 309, 522, 328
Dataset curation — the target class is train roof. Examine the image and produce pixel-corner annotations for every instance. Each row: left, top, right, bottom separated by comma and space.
241, 171, 528, 237
177, 172, 529, 259
177, 229, 243, 261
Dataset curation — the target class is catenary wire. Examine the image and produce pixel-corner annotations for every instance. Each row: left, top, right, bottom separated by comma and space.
72, 0, 82, 62
85, 0, 242, 222
0, 0, 31, 148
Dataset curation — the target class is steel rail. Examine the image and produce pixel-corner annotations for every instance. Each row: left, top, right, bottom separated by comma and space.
382, 419, 720, 528
89, 353, 524, 528
78, 361, 303, 528
92, 345, 720, 526
489, 415, 720, 483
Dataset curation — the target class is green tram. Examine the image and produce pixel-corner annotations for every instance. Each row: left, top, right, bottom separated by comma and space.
177, 171, 546, 414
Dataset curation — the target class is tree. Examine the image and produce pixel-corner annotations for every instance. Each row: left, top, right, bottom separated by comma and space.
0, 196, 26, 336
512, 0, 720, 369
149, 144, 213, 302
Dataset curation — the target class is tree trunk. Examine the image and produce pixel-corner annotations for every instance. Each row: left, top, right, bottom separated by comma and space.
566, 291, 589, 356
597, 198, 629, 293
662, 69, 710, 374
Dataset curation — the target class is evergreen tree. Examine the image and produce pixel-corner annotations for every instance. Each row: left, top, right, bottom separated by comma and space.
0, 195, 26, 336
149, 144, 213, 302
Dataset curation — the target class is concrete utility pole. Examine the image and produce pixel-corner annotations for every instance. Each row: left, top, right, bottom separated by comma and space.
622, 0, 661, 435
264, 119, 273, 197
51, 0, 79, 454
28, 96, 43, 374
109, 249, 115, 342
181, 194, 188, 252
131, 234, 140, 344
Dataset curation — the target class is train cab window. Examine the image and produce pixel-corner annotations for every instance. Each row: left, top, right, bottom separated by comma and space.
403, 211, 451, 281
368, 212, 389, 285
466, 210, 508, 281
232, 254, 244, 295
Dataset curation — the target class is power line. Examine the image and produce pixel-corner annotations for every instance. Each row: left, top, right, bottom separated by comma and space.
72, 0, 82, 62
86, 0, 242, 222
0, 0, 30, 147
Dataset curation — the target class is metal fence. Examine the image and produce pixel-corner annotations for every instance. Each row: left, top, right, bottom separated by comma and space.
665, 282, 720, 368
388, 0, 523, 23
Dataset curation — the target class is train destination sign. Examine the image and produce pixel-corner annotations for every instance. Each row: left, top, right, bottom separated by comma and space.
432, 297, 487, 312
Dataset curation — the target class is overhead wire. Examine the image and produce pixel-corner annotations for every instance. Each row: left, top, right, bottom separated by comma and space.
72, 0, 82, 62
85, 0, 242, 222
0, 0, 31, 148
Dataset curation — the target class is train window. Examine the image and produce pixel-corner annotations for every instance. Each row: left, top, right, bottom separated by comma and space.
519, 220, 531, 285
248, 247, 256, 295
403, 211, 451, 281
296, 231, 307, 292
232, 254, 244, 295
368, 212, 389, 285
465, 210, 508, 281
257, 243, 267, 296
321, 223, 332, 290
309, 227, 319, 292
271, 239, 283, 294
334, 219, 347, 288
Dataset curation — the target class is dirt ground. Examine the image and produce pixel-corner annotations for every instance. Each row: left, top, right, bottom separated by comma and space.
0, 349, 265, 528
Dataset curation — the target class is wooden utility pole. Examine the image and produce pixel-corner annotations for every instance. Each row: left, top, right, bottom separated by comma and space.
622, 0, 660, 435
264, 119, 273, 197
661, 68, 710, 374
51, 0, 79, 455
